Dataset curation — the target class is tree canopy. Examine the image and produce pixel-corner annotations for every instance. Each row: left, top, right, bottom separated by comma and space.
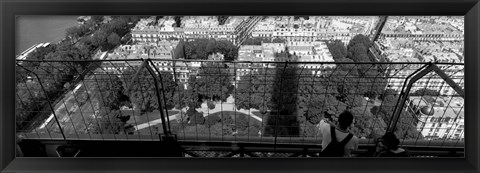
371, 95, 424, 140
243, 37, 286, 45
217, 16, 229, 25
181, 38, 238, 60
327, 40, 348, 61
122, 67, 178, 113
411, 88, 441, 96
89, 108, 133, 135
193, 62, 234, 103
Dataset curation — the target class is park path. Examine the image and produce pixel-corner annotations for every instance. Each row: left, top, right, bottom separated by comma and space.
134, 96, 263, 131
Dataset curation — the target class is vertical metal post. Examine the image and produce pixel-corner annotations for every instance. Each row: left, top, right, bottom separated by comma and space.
148, 59, 172, 132
144, 61, 170, 135
387, 64, 429, 133
387, 64, 464, 133
127, 60, 170, 136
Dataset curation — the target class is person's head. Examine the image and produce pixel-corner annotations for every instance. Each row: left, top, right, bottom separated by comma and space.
338, 111, 354, 130
381, 132, 400, 150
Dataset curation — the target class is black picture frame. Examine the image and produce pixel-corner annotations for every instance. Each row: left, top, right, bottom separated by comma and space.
1, 0, 479, 172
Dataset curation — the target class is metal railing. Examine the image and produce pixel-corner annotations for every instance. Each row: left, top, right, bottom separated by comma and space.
15, 59, 465, 156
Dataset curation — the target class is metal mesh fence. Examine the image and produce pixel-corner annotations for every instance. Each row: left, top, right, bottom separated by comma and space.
16, 59, 464, 151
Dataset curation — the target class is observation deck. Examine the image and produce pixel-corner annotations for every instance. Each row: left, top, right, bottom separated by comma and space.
15, 59, 464, 157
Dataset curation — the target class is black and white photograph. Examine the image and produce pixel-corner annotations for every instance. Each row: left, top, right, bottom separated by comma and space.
15, 15, 465, 158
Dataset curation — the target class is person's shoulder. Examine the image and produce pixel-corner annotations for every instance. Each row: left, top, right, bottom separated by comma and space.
319, 120, 331, 129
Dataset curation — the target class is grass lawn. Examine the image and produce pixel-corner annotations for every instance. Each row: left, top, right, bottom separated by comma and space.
126, 110, 179, 125
134, 120, 180, 135
208, 111, 259, 121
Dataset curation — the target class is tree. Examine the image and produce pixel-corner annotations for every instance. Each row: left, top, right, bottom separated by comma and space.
243, 37, 286, 45
411, 88, 440, 96
122, 68, 178, 113
183, 76, 202, 110
234, 68, 276, 112
217, 16, 229, 25
107, 33, 121, 48
379, 89, 397, 101
16, 81, 47, 129
91, 16, 104, 24
301, 122, 321, 138
207, 100, 215, 110
174, 16, 183, 27
347, 34, 371, 53
89, 108, 132, 134
183, 39, 237, 60
344, 94, 367, 108
372, 95, 423, 140
294, 16, 310, 20
347, 43, 370, 63
88, 16, 141, 51
173, 86, 187, 109
94, 73, 128, 110
77, 36, 99, 57
93, 30, 109, 50
349, 107, 387, 138
65, 25, 89, 41
215, 40, 238, 61
327, 40, 348, 61
334, 57, 356, 72
346, 35, 372, 74
196, 62, 233, 102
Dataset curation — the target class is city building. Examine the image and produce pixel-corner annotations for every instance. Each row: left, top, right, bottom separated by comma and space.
407, 96, 464, 140
103, 40, 179, 72
380, 16, 464, 42
132, 16, 254, 46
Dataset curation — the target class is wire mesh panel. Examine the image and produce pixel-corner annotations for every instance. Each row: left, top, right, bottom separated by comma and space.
393, 64, 465, 150
16, 59, 464, 156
